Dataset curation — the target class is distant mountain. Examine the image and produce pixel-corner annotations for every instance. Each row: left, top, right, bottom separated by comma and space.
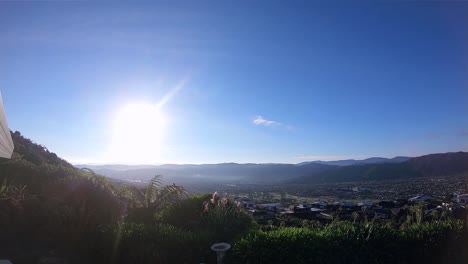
5, 131, 467, 188
407, 152, 468, 177
82, 162, 335, 185
77, 153, 467, 186
288, 152, 468, 184
299, 156, 411, 166
75, 164, 159, 171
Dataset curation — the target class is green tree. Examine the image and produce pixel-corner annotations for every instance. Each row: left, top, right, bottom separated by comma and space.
127, 175, 188, 224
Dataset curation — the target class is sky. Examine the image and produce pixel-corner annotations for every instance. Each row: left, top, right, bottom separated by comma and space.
0, 1, 467, 164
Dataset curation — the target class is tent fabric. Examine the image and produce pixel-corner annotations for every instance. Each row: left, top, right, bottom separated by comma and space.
0, 91, 14, 159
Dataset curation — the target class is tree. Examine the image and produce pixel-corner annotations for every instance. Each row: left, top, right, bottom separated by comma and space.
127, 174, 188, 224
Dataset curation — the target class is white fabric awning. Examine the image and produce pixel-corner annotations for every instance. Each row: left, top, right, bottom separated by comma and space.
0, 91, 14, 159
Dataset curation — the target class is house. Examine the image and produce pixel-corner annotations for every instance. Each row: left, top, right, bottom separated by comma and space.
257, 203, 282, 212
333, 201, 354, 208
239, 200, 256, 209
293, 204, 311, 213
290, 205, 326, 219
408, 195, 431, 203
310, 207, 326, 217
248, 209, 276, 222
424, 205, 443, 216
357, 201, 373, 207
311, 201, 328, 208
451, 194, 468, 205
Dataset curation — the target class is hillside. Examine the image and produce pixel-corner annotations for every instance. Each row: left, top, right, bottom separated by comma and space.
408, 152, 468, 177
0, 132, 125, 263
8, 131, 73, 167
300, 156, 411, 166
289, 152, 468, 184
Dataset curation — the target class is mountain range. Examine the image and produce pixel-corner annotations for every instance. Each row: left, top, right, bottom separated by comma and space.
4, 131, 467, 187
75, 162, 334, 185
297, 156, 411, 166
76, 152, 468, 185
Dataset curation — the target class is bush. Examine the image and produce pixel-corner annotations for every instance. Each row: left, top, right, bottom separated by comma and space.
228, 221, 467, 264
160, 193, 256, 243
159, 194, 212, 229
91, 223, 215, 264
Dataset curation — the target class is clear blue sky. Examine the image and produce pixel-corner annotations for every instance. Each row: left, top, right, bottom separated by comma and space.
0, 1, 466, 164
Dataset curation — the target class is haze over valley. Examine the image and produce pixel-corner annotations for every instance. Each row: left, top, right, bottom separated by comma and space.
75, 152, 468, 192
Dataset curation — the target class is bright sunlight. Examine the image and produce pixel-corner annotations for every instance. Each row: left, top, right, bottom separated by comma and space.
108, 103, 166, 164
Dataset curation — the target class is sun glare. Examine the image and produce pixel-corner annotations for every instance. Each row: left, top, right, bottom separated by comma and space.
109, 103, 166, 164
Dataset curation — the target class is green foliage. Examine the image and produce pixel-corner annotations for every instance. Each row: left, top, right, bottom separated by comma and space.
160, 194, 212, 229
160, 192, 256, 243
109, 192, 255, 263
229, 220, 467, 264
91, 223, 215, 264
126, 175, 188, 224
9, 131, 73, 167
0, 132, 124, 263
0, 178, 28, 201
201, 201, 255, 242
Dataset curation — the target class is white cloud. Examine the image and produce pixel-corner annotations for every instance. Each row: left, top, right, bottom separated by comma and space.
253, 116, 281, 126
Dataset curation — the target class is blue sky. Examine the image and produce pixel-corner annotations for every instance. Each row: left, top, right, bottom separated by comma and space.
0, 1, 466, 164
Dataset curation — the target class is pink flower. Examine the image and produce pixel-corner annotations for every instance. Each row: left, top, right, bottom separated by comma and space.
220, 197, 228, 207
210, 191, 218, 203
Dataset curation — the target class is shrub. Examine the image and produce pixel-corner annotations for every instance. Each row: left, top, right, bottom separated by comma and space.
91, 223, 215, 264
159, 194, 212, 229
228, 221, 467, 264
161, 192, 256, 242
200, 192, 256, 242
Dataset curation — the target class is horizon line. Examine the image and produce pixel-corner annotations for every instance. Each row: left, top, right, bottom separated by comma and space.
68, 150, 467, 166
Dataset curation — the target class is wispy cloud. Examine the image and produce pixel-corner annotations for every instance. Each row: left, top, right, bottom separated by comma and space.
253, 116, 294, 130
253, 116, 280, 126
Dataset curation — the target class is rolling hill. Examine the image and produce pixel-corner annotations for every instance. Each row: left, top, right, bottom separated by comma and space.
77, 152, 468, 186
298, 156, 410, 166
288, 152, 468, 184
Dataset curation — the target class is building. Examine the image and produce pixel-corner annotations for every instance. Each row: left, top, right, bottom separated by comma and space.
257, 203, 282, 212
451, 194, 468, 205
408, 195, 431, 203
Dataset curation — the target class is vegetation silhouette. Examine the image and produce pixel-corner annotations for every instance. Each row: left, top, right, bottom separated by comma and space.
0, 131, 467, 264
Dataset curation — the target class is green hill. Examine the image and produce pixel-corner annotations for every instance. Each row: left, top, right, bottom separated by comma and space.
0, 131, 123, 263
288, 152, 468, 184
8, 131, 73, 167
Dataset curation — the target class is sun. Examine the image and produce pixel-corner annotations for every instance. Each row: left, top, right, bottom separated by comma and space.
108, 103, 166, 164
